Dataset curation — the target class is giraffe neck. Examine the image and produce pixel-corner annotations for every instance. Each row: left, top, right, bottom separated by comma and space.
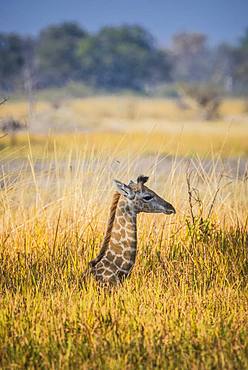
91, 195, 137, 284
109, 197, 137, 262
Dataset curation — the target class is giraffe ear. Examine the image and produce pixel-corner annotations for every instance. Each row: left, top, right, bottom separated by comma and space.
113, 180, 135, 199
137, 175, 149, 185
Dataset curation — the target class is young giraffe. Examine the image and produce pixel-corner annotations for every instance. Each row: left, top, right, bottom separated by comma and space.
88, 175, 176, 285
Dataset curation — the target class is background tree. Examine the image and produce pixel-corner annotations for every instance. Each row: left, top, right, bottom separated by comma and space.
0, 23, 247, 94
78, 25, 171, 90
233, 28, 248, 87
171, 32, 212, 82
211, 43, 236, 93
0, 33, 26, 90
36, 22, 88, 86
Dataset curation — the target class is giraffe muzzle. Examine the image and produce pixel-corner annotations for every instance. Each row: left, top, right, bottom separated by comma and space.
163, 202, 176, 215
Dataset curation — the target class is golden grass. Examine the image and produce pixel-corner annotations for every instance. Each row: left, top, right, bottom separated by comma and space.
1, 96, 248, 161
0, 128, 248, 159
0, 96, 247, 368
0, 139, 248, 368
0, 101, 49, 122
219, 98, 248, 116
0, 96, 247, 125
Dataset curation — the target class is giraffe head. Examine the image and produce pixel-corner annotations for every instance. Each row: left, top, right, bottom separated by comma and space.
114, 175, 176, 215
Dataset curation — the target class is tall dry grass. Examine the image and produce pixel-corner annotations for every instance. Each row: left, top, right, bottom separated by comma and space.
0, 129, 248, 159
1, 96, 247, 121
0, 138, 247, 368
1, 96, 248, 133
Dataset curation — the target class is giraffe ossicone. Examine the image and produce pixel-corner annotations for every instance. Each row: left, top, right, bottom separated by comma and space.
88, 175, 176, 285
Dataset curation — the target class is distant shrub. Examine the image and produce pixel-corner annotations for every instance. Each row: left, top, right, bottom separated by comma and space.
1, 117, 24, 145
180, 83, 222, 120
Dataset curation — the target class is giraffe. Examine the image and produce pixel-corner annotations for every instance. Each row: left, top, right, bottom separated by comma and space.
87, 175, 176, 285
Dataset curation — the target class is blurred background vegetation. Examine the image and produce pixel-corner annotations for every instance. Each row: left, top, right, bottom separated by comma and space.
0, 22, 248, 96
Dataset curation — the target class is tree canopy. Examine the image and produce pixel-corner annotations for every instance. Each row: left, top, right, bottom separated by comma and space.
37, 22, 88, 86
0, 22, 247, 93
0, 33, 26, 90
77, 25, 171, 90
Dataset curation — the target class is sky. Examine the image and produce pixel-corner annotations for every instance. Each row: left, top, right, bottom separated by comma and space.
1, 0, 248, 46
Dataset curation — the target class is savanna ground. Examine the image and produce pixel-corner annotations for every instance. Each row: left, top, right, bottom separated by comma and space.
0, 96, 248, 369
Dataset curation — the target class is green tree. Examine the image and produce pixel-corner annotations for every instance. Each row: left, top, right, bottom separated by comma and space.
233, 28, 248, 85
78, 25, 171, 90
37, 22, 88, 86
0, 33, 25, 90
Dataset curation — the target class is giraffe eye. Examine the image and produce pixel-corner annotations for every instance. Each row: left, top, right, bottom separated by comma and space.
143, 195, 153, 201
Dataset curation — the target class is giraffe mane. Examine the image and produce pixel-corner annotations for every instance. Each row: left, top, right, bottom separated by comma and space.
88, 191, 121, 268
